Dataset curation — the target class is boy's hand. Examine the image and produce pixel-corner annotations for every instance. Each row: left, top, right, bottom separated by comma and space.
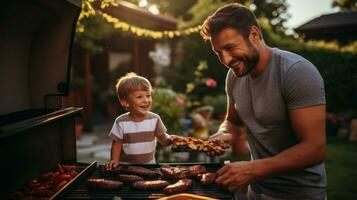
105, 160, 119, 171
170, 135, 184, 144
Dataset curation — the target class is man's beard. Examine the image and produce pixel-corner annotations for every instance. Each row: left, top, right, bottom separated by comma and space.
233, 41, 259, 77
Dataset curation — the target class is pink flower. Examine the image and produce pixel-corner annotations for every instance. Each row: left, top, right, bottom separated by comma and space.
206, 78, 217, 88
175, 97, 185, 105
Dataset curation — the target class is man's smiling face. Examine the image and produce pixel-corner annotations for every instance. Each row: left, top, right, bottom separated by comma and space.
211, 28, 259, 77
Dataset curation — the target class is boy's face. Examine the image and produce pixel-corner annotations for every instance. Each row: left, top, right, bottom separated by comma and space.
122, 89, 152, 118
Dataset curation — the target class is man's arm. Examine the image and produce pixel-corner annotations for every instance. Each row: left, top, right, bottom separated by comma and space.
216, 104, 326, 191
255, 104, 326, 175
210, 98, 248, 155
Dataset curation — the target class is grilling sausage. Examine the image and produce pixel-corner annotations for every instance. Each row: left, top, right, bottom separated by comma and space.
160, 165, 191, 179
117, 174, 144, 183
99, 165, 122, 174
160, 165, 206, 179
86, 178, 123, 190
160, 165, 174, 176
122, 166, 161, 178
162, 179, 193, 194
131, 180, 169, 190
199, 172, 216, 185
188, 165, 207, 176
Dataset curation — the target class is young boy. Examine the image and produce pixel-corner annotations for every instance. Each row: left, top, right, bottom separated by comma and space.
105, 72, 173, 170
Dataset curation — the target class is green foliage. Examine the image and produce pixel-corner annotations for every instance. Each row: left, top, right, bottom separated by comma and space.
182, 0, 227, 27
326, 138, 357, 200
141, 0, 198, 21
261, 20, 357, 112
203, 94, 227, 119
75, 0, 122, 54
184, 0, 289, 33
332, 0, 357, 10
162, 33, 226, 96
297, 49, 356, 112
75, 9, 116, 54
151, 88, 185, 132
251, 0, 289, 33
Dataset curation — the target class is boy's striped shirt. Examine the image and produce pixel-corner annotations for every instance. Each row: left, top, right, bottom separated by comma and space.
109, 112, 167, 164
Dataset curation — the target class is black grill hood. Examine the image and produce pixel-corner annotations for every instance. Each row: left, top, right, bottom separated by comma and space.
0, 0, 81, 118
0, 0, 82, 198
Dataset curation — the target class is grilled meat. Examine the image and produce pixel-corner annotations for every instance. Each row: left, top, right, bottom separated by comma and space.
160, 165, 191, 179
86, 179, 123, 190
99, 165, 122, 175
171, 137, 230, 156
160, 165, 206, 179
131, 180, 169, 190
117, 174, 144, 183
198, 172, 217, 185
122, 166, 161, 178
188, 165, 207, 176
162, 179, 193, 194
100, 165, 161, 178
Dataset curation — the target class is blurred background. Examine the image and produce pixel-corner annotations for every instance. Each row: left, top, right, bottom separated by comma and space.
65, 0, 356, 199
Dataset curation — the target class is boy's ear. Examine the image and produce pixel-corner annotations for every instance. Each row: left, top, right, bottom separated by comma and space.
120, 99, 129, 108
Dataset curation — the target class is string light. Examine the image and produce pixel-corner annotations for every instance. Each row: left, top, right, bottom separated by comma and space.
100, 12, 201, 39
78, 0, 202, 39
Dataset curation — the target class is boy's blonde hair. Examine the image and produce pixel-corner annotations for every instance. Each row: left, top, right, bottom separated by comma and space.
115, 72, 152, 101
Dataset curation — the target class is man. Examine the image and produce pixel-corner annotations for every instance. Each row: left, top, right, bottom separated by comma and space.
201, 3, 326, 200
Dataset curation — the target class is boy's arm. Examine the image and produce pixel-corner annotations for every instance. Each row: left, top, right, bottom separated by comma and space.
157, 133, 173, 146
106, 140, 122, 170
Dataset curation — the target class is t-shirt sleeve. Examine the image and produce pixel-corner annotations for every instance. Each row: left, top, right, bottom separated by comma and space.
109, 120, 123, 141
284, 60, 326, 109
154, 115, 167, 138
225, 70, 234, 101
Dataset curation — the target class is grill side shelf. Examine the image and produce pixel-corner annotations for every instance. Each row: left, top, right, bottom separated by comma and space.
51, 161, 97, 200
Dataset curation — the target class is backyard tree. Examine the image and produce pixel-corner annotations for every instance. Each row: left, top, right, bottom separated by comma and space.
332, 0, 357, 10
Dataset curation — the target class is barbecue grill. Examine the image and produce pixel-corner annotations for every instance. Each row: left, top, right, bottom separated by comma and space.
0, 0, 245, 199
0, 0, 82, 198
64, 163, 234, 200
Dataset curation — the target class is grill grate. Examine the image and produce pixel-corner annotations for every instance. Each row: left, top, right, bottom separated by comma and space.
64, 163, 234, 200
51, 162, 97, 200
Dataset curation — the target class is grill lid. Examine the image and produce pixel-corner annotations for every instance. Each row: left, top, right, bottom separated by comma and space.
0, 0, 81, 115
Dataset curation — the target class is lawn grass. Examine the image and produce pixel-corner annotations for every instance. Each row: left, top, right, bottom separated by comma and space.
326, 137, 357, 200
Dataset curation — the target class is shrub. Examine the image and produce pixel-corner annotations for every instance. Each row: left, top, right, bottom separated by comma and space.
203, 94, 227, 119
151, 88, 185, 132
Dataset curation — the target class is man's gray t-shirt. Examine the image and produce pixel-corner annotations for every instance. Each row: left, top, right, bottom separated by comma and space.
226, 48, 326, 199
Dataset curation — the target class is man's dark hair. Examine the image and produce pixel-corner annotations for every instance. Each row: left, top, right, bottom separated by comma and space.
201, 3, 261, 41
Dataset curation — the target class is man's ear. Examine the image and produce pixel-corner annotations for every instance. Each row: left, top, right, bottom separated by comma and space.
249, 26, 261, 43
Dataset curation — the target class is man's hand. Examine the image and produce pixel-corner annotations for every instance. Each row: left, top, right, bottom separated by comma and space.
215, 161, 257, 192
209, 132, 233, 142
105, 160, 119, 171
